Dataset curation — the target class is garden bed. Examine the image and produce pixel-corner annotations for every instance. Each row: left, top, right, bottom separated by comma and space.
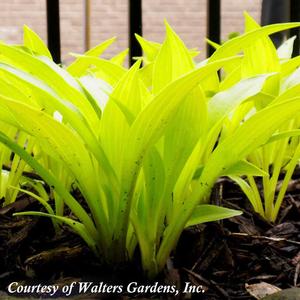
1, 176, 300, 299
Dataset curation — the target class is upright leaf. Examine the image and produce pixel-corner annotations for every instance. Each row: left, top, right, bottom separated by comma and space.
23, 25, 52, 59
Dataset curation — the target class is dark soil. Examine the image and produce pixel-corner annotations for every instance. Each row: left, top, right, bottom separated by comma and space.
1, 177, 300, 299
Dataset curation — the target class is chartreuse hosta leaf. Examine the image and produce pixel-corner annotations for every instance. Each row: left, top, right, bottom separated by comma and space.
219, 14, 292, 92
208, 17, 300, 92
1, 19, 300, 279
136, 29, 200, 89
210, 22, 300, 62
281, 55, 300, 77
266, 129, 300, 144
135, 33, 199, 65
206, 38, 220, 50
9, 185, 56, 227
222, 160, 268, 177
207, 74, 272, 130
23, 25, 52, 59
242, 14, 280, 108
277, 36, 296, 60
66, 37, 126, 84
67, 37, 116, 74
69, 55, 126, 85
78, 75, 110, 119
110, 48, 129, 66
241, 12, 280, 78
186, 205, 242, 228
135, 34, 161, 63
17, 211, 98, 254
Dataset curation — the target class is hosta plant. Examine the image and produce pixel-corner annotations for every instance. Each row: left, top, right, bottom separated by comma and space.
217, 14, 300, 222
0, 17, 300, 278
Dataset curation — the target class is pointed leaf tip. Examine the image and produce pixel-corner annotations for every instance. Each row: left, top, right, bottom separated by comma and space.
131, 58, 142, 69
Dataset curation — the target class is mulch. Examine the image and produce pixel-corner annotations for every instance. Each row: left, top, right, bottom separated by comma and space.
1, 176, 300, 299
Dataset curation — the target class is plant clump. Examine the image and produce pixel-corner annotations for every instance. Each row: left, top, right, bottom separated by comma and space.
0, 13, 300, 278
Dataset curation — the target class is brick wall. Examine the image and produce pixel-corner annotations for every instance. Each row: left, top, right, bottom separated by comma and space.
0, 0, 262, 64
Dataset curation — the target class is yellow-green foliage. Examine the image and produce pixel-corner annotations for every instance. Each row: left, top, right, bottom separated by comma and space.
0, 14, 300, 277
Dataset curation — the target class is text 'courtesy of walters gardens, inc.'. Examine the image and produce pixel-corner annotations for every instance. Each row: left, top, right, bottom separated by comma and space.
7, 281, 206, 297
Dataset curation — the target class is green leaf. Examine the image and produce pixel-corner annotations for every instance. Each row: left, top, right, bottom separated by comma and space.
210, 21, 300, 62
207, 74, 271, 130
14, 211, 98, 254
223, 160, 268, 176
186, 204, 242, 227
152, 20, 194, 94
67, 37, 116, 74
241, 12, 279, 78
135, 32, 200, 65
135, 34, 161, 63
229, 176, 264, 214
9, 185, 54, 215
173, 141, 203, 209
138, 63, 154, 87
79, 74, 112, 116
277, 36, 296, 60
110, 49, 129, 66
86, 37, 116, 56
23, 25, 52, 59
281, 67, 300, 91
142, 147, 165, 216
281, 56, 300, 77
206, 38, 221, 50
70, 55, 126, 86
266, 129, 300, 144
